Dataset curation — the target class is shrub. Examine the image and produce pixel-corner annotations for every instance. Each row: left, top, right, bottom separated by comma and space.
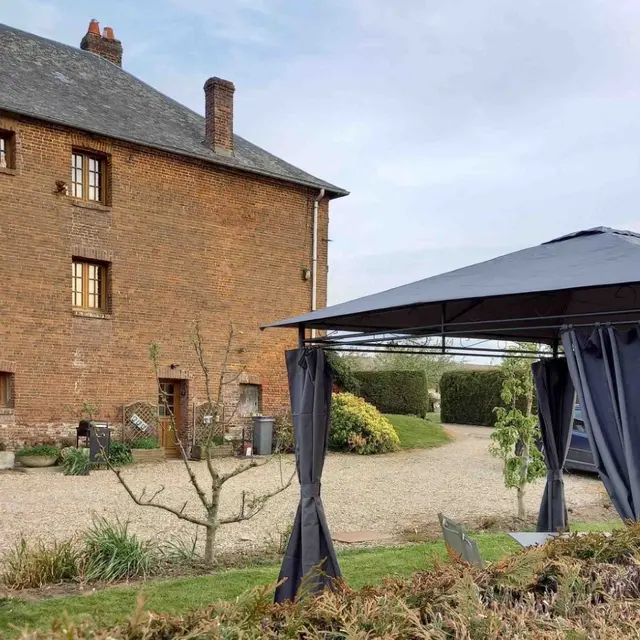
329, 392, 400, 454
441, 369, 539, 426
61, 448, 91, 476
273, 411, 294, 453
15, 444, 59, 458
82, 516, 156, 582
132, 437, 160, 449
326, 352, 361, 394
108, 441, 135, 466
1, 538, 79, 588
354, 370, 429, 416
440, 370, 505, 426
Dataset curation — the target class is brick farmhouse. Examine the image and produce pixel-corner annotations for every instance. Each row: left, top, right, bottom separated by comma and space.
0, 21, 347, 453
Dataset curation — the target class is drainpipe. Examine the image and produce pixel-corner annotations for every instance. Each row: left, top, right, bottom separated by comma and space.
311, 188, 325, 340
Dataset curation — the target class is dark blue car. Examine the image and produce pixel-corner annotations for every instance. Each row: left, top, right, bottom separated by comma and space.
565, 404, 597, 473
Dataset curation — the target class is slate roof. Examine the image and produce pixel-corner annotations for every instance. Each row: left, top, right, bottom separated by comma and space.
0, 24, 348, 197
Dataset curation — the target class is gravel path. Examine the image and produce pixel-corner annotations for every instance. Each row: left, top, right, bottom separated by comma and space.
0, 425, 606, 555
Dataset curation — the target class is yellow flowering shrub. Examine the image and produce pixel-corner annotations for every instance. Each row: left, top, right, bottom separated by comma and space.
329, 393, 400, 454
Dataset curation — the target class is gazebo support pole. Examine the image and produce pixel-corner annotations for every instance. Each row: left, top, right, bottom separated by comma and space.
552, 339, 559, 359
298, 324, 306, 349
441, 303, 446, 354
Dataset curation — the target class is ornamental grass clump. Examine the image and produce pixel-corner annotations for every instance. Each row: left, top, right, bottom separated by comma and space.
329, 392, 400, 454
61, 448, 91, 476
82, 516, 157, 582
2, 538, 79, 589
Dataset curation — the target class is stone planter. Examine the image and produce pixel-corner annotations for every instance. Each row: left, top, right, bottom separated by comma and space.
191, 443, 235, 459
132, 448, 165, 464
0, 451, 15, 470
17, 455, 58, 468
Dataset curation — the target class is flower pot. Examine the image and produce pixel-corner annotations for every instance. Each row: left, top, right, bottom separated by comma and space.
17, 455, 57, 468
0, 451, 15, 470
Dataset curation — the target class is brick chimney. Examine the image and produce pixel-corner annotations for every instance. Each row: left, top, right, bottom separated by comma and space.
80, 19, 123, 67
204, 77, 235, 155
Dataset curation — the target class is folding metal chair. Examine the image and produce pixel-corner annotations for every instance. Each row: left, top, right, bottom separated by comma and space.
438, 513, 485, 568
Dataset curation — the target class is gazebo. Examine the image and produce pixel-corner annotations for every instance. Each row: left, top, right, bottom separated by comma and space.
263, 227, 640, 602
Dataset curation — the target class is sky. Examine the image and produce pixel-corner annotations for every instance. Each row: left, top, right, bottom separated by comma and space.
3, 0, 640, 307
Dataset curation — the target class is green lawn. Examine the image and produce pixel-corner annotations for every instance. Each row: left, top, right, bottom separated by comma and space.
0, 534, 515, 636
385, 413, 451, 449
0, 522, 620, 636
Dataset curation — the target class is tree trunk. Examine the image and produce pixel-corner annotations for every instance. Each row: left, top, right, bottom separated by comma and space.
517, 487, 526, 520
518, 440, 529, 520
204, 486, 221, 567
204, 524, 216, 566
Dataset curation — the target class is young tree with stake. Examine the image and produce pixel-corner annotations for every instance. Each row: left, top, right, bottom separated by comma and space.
105, 321, 295, 566
489, 343, 546, 519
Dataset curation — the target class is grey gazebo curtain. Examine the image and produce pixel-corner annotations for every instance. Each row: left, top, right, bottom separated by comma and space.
274, 348, 342, 603
562, 326, 640, 522
532, 358, 575, 532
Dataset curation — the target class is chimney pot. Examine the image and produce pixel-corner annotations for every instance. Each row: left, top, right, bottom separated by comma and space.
80, 19, 123, 67
87, 19, 101, 36
203, 77, 235, 155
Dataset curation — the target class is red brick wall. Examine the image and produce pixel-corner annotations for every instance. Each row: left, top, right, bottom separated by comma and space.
0, 113, 330, 447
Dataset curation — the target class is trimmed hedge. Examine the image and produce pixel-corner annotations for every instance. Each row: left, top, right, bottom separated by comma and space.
440, 370, 505, 426
354, 370, 429, 416
441, 369, 538, 426
327, 353, 361, 395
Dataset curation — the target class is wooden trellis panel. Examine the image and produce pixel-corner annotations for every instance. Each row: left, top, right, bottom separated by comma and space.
193, 401, 226, 445
122, 400, 159, 444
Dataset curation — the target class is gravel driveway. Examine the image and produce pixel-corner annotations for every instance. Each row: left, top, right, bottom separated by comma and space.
0, 425, 606, 555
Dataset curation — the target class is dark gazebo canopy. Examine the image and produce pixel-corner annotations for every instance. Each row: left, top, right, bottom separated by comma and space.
267, 226, 640, 603
264, 227, 640, 346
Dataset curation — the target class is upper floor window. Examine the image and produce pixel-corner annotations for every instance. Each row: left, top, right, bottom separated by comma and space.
71, 150, 105, 202
72, 259, 107, 311
0, 372, 13, 409
0, 131, 15, 169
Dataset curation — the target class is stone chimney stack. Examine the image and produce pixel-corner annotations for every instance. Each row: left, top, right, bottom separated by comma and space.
203, 77, 235, 155
80, 19, 123, 67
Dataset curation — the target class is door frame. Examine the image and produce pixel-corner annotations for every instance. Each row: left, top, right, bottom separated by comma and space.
158, 379, 182, 458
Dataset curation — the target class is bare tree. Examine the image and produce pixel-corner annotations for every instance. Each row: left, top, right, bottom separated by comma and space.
104, 321, 295, 566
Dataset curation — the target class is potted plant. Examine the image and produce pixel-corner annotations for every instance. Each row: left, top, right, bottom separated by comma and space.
131, 436, 165, 463
15, 444, 59, 468
0, 441, 14, 470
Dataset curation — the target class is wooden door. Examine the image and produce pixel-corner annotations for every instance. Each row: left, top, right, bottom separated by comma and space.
158, 380, 181, 458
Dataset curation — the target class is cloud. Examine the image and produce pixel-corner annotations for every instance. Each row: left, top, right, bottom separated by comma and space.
164, 0, 283, 46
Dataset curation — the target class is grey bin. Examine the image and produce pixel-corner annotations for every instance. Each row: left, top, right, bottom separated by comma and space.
252, 416, 274, 456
